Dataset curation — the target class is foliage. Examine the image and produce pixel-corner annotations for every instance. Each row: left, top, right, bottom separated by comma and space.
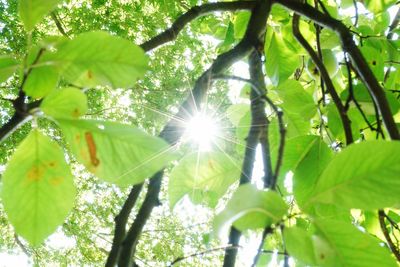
0, 0, 400, 266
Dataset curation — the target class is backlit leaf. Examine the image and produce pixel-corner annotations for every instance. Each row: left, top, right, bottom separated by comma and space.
2, 130, 76, 246
308, 141, 400, 210
213, 184, 287, 238
41, 88, 88, 119
168, 151, 240, 209
19, 0, 62, 31
58, 119, 175, 187
313, 219, 397, 267
0, 55, 19, 83
23, 65, 59, 99
52, 31, 148, 88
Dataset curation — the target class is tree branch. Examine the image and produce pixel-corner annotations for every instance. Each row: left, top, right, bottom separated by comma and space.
140, 1, 256, 51
51, 11, 69, 38
275, 0, 400, 140
378, 210, 400, 262
292, 13, 354, 145
105, 184, 143, 267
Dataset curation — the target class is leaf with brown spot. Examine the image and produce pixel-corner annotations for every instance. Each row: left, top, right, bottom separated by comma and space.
2, 130, 76, 246
41, 87, 88, 119
58, 119, 176, 187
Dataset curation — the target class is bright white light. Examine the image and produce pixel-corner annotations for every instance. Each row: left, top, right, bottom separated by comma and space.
184, 113, 219, 151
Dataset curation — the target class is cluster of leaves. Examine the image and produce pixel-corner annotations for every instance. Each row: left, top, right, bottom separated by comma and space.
0, 0, 400, 266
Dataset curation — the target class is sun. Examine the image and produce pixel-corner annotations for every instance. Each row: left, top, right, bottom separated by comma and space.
184, 113, 220, 151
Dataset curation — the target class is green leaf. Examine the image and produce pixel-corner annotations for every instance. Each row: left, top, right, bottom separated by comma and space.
168, 151, 240, 209
213, 184, 287, 238
365, 0, 397, 14
291, 136, 333, 209
18, 0, 62, 31
52, 31, 148, 88
313, 219, 397, 267
41, 88, 88, 119
233, 12, 250, 39
276, 80, 315, 119
284, 226, 316, 265
2, 130, 76, 246
307, 141, 400, 210
0, 55, 19, 83
284, 112, 310, 138
360, 46, 384, 81
58, 119, 175, 187
265, 33, 299, 85
274, 135, 320, 176
23, 65, 59, 99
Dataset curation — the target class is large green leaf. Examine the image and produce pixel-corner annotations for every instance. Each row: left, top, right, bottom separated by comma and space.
312, 219, 397, 267
0, 55, 19, 83
58, 119, 175, 186
307, 141, 400, 210
168, 151, 240, 209
41, 88, 88, 119
19, 0, 62, 31
213, 184, 287, 238
265, 33, 299, 85
52, 31, 148, 88
2, 130, 76, 246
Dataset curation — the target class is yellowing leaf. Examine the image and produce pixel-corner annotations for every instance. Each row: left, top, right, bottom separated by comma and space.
41, 88, 88, 119
2, 130, 76, 246
59, 119, 175, 187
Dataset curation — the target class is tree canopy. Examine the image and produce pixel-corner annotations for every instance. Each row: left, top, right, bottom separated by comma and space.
0, 0, 400, 266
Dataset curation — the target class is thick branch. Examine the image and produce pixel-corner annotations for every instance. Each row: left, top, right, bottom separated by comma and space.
105, 184, 143, 267
275, 0, 400, 140
222, 2, 273, 266
140, 1, 256, 51
292, 13, 353, 145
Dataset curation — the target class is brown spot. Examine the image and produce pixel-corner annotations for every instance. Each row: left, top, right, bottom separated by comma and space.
313, 68, 319, 75
50, 176, 64, 186
27, 165, 44, 182
372, 60, 376, 66
320, 253, 325, 260
75, 134, 81, 143
72, 108, 81, 118
85, 132, 100, 167
87, 70, 93, 79
48, 161, 57, 168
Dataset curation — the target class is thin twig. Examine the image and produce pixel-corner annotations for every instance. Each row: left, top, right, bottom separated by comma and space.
378, 210, 400, 262
169, 245, 242, 266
